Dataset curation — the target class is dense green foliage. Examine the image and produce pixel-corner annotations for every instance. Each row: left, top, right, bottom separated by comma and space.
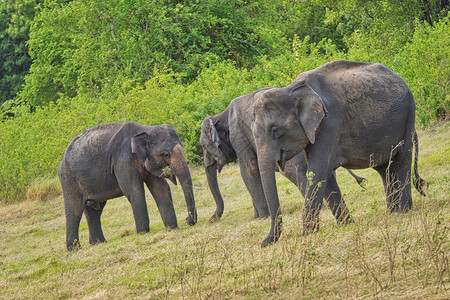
0, 0, 448, 202
0, 0, 41, 103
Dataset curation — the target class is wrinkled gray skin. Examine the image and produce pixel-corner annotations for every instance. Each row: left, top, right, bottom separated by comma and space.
59, 122, 197, 251
200, 89, 365, 223
252, 60, 427, 247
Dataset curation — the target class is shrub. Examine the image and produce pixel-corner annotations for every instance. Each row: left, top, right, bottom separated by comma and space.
395, 17, 449, 126
26, 176, 62, 202
0, 12, 448, 203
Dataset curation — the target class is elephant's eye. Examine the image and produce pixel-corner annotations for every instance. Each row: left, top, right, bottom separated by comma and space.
272, 125, 285, 139
162, 151, 170, 158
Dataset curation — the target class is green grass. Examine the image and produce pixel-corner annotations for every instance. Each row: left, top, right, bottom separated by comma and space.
0, 124, 449, 299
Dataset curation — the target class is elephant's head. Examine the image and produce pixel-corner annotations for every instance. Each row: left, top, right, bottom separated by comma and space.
251, 84, 326, 246
252, 84, 326, 171
131, 124, 197, 225
199, 118, 234, 173
199, 117, 236, 221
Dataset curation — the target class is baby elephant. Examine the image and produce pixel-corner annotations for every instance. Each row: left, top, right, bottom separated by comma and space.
59, 122, 197, 251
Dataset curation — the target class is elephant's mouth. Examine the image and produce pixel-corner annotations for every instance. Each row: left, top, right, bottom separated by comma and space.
161, 166, 173, 177
216, 159, 227, 173
277, 147, 299, 171
277, 148, 288, 171
160, 166, 177, 185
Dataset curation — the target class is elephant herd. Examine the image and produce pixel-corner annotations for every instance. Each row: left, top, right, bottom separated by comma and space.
59, 60, 427, 251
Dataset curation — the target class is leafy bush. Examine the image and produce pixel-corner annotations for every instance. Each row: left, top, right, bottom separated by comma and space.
395, 17, 449, 126
0, 0, 448, 203
0, 98, 96, 202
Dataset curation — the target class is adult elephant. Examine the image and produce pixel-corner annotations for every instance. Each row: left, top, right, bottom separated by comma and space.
200, 88, 365, 223
59, 122, 197, 251
251, 60, 427, 246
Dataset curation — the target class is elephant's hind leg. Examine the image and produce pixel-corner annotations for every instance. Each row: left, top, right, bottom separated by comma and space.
325, 172, 352, 224
389, 146, 413, 212
85, 201, 107, 245
238, 153, 269, 219
63, 191, 85, 251
374, 158, 412, 213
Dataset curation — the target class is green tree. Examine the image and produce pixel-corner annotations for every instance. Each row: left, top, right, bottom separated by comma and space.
19, 0, 265, 107
397, 17, 449, 126
248, 0, 346, 52
322, 0, 448, 56
0, 0, 41, 104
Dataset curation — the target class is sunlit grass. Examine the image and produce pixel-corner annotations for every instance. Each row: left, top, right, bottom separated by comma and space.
0, 125, 448, 299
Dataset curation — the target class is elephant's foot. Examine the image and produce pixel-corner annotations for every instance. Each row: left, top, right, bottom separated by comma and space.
166, 225, 179, 230
341, 215, 354, 224
387, 196, 412, 214
186, 213, 197, 226
209, 211, 222, 223
89, 237, 106, 246
261, 218, 282, 247
165, 223, 179, 230
302, 218, 320, 235
336, 211, 353, 224
389, 204, 412, 214
261, 230, 281, 247
302, 226, 320, 235
261, 235, 275, 247
67, 239, 81, 251
254, 210, 270, 220
303, 208, 321, 235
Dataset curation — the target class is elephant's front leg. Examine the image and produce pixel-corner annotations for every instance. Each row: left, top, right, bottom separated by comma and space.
145, 175, 178, 229
238, 152, 269, 219
117, 173, 150, 233
303, 170, 328, 234
302, 126, 341, 234
302, 149, 333, 234
63, 191, 85, 251
325, 171, 352, 224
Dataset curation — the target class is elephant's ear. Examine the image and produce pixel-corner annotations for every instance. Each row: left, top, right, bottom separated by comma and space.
208, 119, 221, 146
292, 84, 326, 144
131, 132, 148, 164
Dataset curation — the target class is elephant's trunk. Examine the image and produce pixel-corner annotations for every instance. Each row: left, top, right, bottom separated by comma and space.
257, 146, 283, 247
205, 160, 224, 222
169, 144, 197, 226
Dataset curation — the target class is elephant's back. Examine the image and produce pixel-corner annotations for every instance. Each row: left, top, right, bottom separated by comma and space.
64, 123, 120, 152
60, 123, 127, 173
301, 61, 414, 120
295, 60, 410, 98
320, 62, 415, 168
333, 63, 413, 124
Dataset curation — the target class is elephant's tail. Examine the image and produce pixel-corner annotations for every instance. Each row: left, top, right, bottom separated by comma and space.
413, 131, 427, 196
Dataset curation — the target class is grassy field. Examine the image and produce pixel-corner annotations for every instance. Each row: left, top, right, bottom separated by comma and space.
0, 123, 448, 299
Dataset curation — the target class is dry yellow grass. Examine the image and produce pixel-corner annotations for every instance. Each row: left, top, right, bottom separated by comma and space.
26, 176, 62, 202
0, 124, 448, 299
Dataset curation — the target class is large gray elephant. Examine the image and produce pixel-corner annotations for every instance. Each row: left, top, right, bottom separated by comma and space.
251, 60, 427, 246
200, 88, 365, 223
59, 122, 197, 250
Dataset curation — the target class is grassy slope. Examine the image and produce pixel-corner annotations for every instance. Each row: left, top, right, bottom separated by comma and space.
0, 123, 448, 299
